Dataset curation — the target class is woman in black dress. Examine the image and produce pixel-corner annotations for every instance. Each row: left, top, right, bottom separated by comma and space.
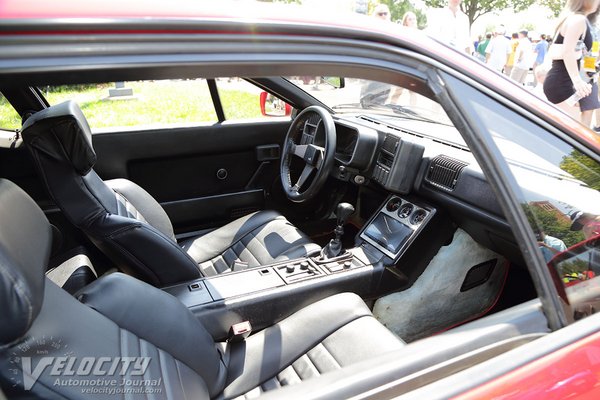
579, 11, 600, 127
544, 0, 600, 119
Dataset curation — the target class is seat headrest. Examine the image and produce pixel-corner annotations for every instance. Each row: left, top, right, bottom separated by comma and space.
0, 179, 52, 344
21, 101, 96, 175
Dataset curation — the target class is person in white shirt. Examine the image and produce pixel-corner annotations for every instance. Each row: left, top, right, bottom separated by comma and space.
485, 25, 511, 73
426, 0, 471, 54
510, 30, 534, 84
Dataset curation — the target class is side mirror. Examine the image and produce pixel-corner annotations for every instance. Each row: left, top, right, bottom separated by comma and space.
322, 77, 345, 89
260, 92, 292, 117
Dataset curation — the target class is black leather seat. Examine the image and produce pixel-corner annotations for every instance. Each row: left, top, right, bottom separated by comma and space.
0, 178, 404, 399
21, 101, 320, 286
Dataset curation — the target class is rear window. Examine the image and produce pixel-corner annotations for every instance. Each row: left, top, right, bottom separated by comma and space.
0, 93, 20, 131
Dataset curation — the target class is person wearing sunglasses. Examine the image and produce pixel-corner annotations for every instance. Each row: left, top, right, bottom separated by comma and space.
372, 4, 391, 22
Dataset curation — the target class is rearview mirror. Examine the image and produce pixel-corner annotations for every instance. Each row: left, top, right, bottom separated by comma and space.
260, 92, 292, 117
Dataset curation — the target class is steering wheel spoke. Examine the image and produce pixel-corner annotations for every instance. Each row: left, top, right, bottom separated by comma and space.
292, 164, 315, 192
280, 106, 336, 202
289, 141, 309, 159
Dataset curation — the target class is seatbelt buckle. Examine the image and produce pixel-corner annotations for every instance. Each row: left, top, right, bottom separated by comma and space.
227, 321, 252, 343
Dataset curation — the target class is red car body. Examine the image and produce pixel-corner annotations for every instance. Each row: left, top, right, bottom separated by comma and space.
1, 1, 600, 398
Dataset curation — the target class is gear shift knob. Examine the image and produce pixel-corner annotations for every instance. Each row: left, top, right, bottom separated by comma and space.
336, 203, 355, 226
320, 203, 355, 260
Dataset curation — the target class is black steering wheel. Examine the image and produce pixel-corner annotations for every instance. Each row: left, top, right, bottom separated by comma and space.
280, 106, 336, 202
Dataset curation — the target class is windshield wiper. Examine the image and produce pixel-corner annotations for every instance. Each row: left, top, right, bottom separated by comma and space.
331, 103, 363, 110
333, 103, 452, 126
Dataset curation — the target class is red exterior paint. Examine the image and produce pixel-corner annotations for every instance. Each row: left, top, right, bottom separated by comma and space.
453, 331, 600, 400
1, 0, 598, 152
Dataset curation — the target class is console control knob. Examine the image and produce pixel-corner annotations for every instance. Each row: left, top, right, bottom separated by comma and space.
300, 261, 309, 270
286, 264, 296, 273
354, 175, 365, 184
343, 261, 352, 269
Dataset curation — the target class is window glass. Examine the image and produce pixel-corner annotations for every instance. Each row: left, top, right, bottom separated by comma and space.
285, 76, 453, 129
217, 78, 287, 120
0, 93, 21, 130
460, 83, 600, 313
41, 80, 218, 131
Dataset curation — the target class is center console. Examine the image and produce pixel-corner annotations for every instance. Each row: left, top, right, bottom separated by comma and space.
360, 196, 434, 261
165, 196, 445, 341
163, 248, 380, 340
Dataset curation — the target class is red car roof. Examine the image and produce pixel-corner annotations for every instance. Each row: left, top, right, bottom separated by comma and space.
1, 0, 599, 151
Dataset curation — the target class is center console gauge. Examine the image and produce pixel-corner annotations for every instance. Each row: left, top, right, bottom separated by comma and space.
410, 209, 427, 225
398, 203, 413, 219
386, 197, 402, 212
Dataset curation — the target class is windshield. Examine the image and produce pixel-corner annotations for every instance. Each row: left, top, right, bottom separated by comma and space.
284, 77, 453, 126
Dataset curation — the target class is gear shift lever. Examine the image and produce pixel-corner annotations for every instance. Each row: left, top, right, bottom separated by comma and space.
321, 203, 355, 259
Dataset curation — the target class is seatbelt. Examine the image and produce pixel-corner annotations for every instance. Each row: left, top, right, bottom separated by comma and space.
46, 253, 97, 288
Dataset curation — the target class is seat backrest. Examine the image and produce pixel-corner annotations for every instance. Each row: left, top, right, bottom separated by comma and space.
21, 101, 200, 286
0, 179, 224, 399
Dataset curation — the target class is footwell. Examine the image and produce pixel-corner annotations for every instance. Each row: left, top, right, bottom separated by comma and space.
373, 228, 508, 342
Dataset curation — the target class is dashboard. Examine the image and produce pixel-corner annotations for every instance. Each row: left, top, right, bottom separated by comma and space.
330, 115, 499, 217
329, 114, 521, 265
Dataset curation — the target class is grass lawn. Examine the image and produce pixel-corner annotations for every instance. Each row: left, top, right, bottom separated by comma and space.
1, 79, 264, 131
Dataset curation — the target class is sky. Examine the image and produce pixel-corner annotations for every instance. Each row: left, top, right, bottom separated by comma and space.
289, 0, 560, 38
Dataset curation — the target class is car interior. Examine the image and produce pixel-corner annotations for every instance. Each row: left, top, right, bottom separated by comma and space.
0, 71, 566, 399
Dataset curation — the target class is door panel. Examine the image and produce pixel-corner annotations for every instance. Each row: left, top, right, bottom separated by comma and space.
92, 120, 291, 233
163, 189, 265, 235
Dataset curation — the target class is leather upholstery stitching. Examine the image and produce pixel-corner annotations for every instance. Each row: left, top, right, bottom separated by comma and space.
307, 343, 341, 372
317, 341, 342, 369
174, 356, 186, 400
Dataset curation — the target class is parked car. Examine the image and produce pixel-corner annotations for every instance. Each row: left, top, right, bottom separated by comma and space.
1, 1, 599, 399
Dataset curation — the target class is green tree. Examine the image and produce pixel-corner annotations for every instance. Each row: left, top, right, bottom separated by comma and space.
525, 203, 585, 248
376, 0, 427, 29
539, 0, 564, 17
423, 0, 536, 27
560, 150, 600, 191
520, 23, 536, 33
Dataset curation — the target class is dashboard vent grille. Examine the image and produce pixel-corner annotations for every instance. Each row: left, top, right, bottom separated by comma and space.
426, 155, 468, 191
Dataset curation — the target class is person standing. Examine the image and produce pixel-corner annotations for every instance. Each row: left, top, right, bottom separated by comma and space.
476, 32, 492, 62
391, 11, 419, 105
533, 33, 549, 70
426, 0, 472, 54
579, 13, 600, 126
504, 33, 520, 76
372, 3, 391, 22
474, 35, 482, 53
486, 26, 511, 73
531, 33, 549, 87
511, 30, 534, 84
402, 11, 417, 28
543, 0, 600, 119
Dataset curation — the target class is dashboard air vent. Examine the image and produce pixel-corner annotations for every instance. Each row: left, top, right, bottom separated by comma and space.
426, 155, 468, 191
